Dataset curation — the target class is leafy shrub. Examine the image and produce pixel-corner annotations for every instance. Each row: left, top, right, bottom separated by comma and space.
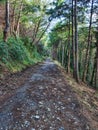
0, 41, 9, 63
8, 37, 29, 62
0, 37, 43, 72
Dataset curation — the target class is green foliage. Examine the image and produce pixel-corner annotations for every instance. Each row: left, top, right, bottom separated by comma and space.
0, 41, 9, 63
8, 37, 29, 62
0, 37, 43, 72
47, 19, 97, 87
48, 22, 70, 48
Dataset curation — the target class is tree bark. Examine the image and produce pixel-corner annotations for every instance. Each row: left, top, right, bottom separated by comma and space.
35, 22, 50, 45
59, 42, 62, 63
32, 19, 41, 44
67, 15, 71, 73
95, 30, 98, 88
74, 0, 79, 82
3, 0, 10, 42
90, 61, 96, 86
15, 1, 23, 37
86, 35, 93, 81
82, 0, 94, 82
58, 43, 61, 62
95, 48, 98, 88
62, 44, 65, 66
10, 1, 16, 35
72, 0, 76, 77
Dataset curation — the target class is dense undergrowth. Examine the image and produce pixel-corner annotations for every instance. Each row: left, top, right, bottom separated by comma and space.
0, 37, 44, 75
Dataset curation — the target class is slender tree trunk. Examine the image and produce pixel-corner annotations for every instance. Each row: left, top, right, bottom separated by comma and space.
65, 42, 69, 68
79, 48, 83, 78
91, 61, 96, 86
62, 44, 64, 66
58, 44, 61, 62
35, 22, 50, 45
95, 30, 98, 88
61, 44, 63, 65
86, 35, 93, 81
82, 0, 94, 82
3, 0, 10, 42
72, 0, 75, 77
67, 15, 71, 73
67, 49, 70, 73
59, 43, 62, 63
52, 44, 58, 60
10, 1, 16, 35
32, 25, 37, 41
57, 47, 59, 61
95, 49, 98, 88
15, 1, 23, 37
32, 19, 41, 44
74, 0, 79, 82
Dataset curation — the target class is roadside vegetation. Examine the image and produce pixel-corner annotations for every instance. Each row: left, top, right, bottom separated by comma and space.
46, 0, 98, 89
0, 0, 48, 75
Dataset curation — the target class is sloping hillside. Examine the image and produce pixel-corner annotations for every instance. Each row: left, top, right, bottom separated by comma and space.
60, 65, 98, 130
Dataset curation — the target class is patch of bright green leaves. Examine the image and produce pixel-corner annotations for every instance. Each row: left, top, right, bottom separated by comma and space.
0, 37, 43, 72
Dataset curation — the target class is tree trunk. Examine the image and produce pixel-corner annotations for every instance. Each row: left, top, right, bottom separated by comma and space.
32, 19, 41, 44
58, 43, 61, 62
52, 45, 58, 60
62, 44, 64, 66
91, 61, 96, 86
86, 35, 93, 81
67, 15, 71, 73
3, 0, 10, 42
59, 42, 62, 63
10, 1, 16, 35
15, 1, 23, 37
74, 0, 79, 82
95, 48, 98, 88
82, 0, 94, 82
79, 46, 83, 78
95, 30, 98, 88
72, 0, 75, 77
35, 22, 50, 45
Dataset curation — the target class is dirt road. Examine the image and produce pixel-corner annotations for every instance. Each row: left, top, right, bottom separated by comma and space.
0, 59, 93, 130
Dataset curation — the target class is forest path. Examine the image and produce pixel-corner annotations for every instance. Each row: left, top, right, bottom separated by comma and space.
0, 59, 92, 130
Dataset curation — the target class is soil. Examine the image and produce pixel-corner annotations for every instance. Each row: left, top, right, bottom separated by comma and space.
0, 59, 98, 130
